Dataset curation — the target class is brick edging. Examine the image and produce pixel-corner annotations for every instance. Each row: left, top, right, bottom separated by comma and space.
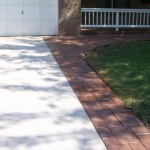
44, 35, 150, 150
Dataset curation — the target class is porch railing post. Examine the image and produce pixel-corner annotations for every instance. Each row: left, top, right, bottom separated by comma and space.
116, 11, 119, 31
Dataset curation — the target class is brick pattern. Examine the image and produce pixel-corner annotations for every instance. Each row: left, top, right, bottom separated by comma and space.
44, 33, 150, 150
58, 0, 81, 35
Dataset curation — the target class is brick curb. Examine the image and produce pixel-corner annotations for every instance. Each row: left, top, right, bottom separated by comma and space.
44, 34, 150, 150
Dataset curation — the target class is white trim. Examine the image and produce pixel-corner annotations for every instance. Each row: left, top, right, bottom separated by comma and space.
56, 0, 59, 36
81, 8, 150, 13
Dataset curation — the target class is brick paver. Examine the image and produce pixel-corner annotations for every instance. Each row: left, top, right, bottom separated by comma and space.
44, 32, 150, 150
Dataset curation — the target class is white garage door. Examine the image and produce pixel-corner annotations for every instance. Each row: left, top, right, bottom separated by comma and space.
0, 0, 58, 36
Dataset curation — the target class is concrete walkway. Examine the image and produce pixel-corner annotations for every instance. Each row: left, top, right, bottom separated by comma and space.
0, 37, 107, 150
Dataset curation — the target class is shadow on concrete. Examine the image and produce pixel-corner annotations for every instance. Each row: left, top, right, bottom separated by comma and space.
0, 37, 106, 150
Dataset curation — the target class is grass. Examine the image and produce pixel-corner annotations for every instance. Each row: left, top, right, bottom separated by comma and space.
86, 41, 150, 127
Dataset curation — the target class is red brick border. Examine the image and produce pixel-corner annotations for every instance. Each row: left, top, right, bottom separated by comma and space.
44, 33, 150, 150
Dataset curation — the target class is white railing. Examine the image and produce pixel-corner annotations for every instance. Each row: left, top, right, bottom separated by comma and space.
81, 8, 150, 31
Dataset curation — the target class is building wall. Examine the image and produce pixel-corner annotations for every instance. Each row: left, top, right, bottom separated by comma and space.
81, 0, 150, 8
81, 0, 128, 8
58, 0, 150, 35
58, 0, 81, 35
81, 0, 94, 8
130, 0, 150, 8
81, 0, 111, 8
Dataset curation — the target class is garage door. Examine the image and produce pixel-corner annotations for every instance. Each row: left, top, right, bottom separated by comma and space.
0, 0, 58, 36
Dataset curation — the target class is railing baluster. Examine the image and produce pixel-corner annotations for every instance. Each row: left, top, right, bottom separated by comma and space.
116, 12, 119, 31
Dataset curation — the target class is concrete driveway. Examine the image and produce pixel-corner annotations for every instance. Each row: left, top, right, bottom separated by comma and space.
0, 37, 107, 150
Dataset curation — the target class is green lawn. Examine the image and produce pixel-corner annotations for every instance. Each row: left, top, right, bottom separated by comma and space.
86, 41, 150, 127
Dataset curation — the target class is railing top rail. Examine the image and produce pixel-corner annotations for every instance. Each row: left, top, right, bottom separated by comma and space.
81, 8, 150, 12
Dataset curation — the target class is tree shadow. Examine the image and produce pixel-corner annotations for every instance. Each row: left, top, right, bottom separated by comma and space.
0, 37, 105, 150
